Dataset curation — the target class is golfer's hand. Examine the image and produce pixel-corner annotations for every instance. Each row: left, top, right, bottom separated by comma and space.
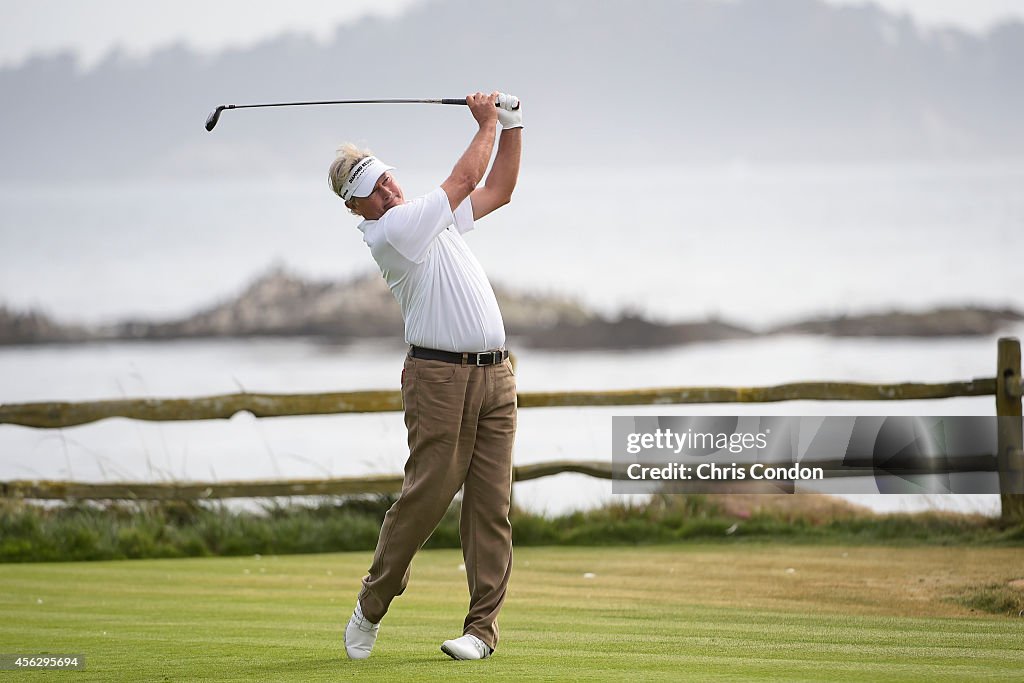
467, 92, 498, 128
496, 92, 522, 130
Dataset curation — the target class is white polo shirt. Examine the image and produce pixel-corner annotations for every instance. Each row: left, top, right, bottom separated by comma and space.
357, 187, 506, 353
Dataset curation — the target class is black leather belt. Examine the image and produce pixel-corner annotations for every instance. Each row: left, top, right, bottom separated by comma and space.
410, 346, 509, 366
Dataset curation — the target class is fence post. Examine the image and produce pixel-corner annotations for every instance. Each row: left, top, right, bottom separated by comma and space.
996, 337, 1023, 523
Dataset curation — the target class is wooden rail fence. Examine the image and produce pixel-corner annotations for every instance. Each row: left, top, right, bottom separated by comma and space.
0, 381, 997, 429
1, 337, 1021, 521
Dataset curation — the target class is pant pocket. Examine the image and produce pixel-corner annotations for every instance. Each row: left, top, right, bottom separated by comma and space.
412, 359, 458, 383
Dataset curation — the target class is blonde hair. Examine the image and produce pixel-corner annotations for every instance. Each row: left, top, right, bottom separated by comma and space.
328, 142, 373, 208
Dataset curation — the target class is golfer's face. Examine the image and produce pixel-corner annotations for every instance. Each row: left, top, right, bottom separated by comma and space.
357, 172, 404, 220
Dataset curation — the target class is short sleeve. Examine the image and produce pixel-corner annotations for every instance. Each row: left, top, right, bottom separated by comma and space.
453, 194, 475, 235
380, 188, 455, 263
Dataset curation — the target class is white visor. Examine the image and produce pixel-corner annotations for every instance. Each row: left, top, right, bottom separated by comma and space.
339, 156, 395, 201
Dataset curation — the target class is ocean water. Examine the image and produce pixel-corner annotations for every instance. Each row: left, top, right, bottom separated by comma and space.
1, 162, 1022, 326
1, 162, 1022, 515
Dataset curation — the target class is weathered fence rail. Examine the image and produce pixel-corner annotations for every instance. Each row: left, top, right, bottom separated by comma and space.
1, 337, 1021, 521
0, 461, 616, 501
2, 456, 1004, 501
0, 380, 999, 429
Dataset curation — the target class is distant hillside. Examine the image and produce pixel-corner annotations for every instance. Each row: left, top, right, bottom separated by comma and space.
1, 0, 1022, 181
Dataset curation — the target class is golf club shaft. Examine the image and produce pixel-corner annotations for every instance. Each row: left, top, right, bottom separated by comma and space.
205, 97, 514, 131
223, 98, 470, 110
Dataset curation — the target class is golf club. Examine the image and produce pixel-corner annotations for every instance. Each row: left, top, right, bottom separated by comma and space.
205, 97, 516, 131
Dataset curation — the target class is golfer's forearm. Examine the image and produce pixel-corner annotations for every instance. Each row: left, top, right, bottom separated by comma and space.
443, 124, 497, 206
482, 128, 522, 200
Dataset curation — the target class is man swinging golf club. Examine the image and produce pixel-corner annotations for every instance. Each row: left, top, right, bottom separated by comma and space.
329, 91, 522, 661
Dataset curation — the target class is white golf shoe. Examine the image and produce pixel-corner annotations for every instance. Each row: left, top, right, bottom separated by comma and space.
440, 633, 492, 660
344, 601, 379, 660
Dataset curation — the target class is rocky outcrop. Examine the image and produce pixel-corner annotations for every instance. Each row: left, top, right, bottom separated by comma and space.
0, 307, 90, 345
769, 306, 1024, 338
110, 269, 404, 340
108, 269, 600, 342
520, 314, 753, 350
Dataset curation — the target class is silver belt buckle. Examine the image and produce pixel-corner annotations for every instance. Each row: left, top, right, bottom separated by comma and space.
476, 351, 495, 366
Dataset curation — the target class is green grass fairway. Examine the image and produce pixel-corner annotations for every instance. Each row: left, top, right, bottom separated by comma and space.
1, 544, 1022, 681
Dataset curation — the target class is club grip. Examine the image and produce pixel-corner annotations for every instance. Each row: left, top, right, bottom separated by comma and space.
440, 98, 519, 110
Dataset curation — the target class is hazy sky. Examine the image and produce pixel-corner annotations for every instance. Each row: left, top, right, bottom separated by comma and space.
1, 0, 1022, 70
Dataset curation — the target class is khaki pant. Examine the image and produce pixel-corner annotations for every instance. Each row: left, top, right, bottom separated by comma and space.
357, 353, 517, 650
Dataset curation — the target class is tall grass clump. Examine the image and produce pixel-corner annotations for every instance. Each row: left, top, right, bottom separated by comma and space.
1, 493, 1020, 563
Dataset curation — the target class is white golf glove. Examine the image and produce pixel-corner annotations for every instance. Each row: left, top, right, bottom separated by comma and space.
496, 92, 522, 130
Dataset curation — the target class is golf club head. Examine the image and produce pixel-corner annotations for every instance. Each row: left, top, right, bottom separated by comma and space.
205, 106, 226, 132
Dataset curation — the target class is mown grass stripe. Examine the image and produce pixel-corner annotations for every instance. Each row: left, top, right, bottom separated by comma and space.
1, 545, 1021, 682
